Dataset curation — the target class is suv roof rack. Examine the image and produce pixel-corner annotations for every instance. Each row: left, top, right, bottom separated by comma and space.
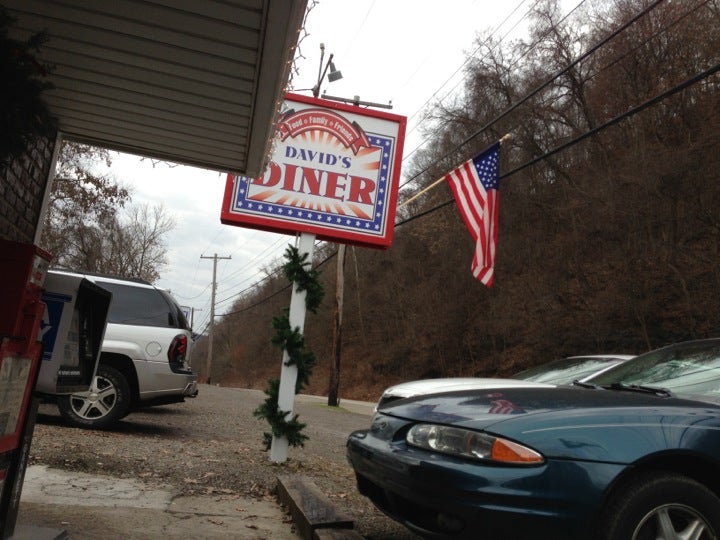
50, 267, 152, 286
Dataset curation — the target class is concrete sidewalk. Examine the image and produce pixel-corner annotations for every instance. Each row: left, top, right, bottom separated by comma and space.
14, 465, 300, 539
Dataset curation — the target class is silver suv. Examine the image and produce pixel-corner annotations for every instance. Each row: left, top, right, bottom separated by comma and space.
41, 269, 198, 429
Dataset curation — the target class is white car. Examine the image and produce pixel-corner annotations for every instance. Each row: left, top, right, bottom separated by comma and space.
376, 354, 634, 410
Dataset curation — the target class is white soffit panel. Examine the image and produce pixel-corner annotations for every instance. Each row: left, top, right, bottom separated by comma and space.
4, 0, 307, 176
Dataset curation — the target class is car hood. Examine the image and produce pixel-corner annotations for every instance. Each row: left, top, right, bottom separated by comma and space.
380, 386, 720, 462
381, 377, 553, 400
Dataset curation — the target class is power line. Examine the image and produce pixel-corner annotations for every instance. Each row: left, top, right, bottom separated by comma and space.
404, 0, 536, 129
172, 281, 211, 300
213, 59, 720, 318
398, 0, 665, 192
502, 62, 720, 179
580, 0, 710, 88
215, 266, 283, 306
213, 239, 326, 309
206, 0, 713, 320
190, 1, 543, 304
401, 0, 543, 165
181, 1, 591, 326
220, 249, 337, 317
397, 61, 720, 227
400, 0, 591, 168
215, 236, 289, 291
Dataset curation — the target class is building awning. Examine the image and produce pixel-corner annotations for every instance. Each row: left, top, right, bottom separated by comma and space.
4, 0, 307, 177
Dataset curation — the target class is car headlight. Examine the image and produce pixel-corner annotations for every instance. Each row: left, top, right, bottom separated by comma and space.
406, 424, 544, 465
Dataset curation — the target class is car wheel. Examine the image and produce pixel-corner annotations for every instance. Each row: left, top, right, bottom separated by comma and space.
601, 473, 720, 540
57, 364, 131, 429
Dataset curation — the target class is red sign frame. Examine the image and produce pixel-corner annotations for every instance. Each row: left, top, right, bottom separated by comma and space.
221, 93, 406, 249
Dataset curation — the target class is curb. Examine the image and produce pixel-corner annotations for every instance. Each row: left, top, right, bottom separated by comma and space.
9, 525, 68, 540
277, 474, 363, 540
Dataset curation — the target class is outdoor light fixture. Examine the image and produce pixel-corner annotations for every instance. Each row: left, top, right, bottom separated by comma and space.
312, 44, 342, 97
328, 62, 343, 82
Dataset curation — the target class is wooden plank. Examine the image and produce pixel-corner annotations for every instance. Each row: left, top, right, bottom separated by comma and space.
276, 474, 354, 540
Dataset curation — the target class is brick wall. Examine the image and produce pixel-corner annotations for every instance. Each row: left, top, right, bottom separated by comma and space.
0, 134, 57, 244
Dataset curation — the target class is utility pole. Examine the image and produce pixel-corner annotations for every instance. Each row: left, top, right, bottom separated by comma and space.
200, 253, 231, 384
328, 244, 346, 406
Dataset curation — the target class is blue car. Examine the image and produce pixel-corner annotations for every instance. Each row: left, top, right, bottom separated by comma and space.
347, 338, 720, 539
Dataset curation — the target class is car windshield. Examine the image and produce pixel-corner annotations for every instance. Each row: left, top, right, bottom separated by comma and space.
514, 356, 623, 384
588, 340, 720, 400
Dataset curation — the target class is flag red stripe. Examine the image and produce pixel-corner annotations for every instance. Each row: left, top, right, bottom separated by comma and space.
446, 164, 485, 238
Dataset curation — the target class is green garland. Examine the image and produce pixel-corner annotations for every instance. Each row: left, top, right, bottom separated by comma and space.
254, 244, 324, 450
282, 245, 324, 313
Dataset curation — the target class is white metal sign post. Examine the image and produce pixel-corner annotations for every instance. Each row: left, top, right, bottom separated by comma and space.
269, 232, 315, 463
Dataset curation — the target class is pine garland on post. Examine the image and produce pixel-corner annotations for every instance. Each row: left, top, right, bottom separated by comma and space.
254, 244, 324, 450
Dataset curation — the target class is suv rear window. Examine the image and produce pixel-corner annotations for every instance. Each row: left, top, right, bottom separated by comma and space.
100, 282, 184, 328
160, 290, 191, 331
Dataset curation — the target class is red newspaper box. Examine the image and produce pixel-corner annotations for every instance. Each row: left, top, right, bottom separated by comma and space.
0, 239, 52, 537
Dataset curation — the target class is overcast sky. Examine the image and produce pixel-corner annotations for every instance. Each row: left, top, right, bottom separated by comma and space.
108, 1, 567, 333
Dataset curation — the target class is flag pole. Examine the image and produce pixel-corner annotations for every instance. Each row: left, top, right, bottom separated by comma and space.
398, 133, 511, 209
398, 176, 445, 208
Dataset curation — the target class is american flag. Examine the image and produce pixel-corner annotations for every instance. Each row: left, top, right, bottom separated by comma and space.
444, 143, 501, 286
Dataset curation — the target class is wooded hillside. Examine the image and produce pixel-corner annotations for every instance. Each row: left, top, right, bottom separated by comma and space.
193, 0, 720, 401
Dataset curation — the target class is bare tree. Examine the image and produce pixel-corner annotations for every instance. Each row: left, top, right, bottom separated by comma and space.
40, 141, 130, 260
52, 202, 175, 283
41, 141, 175, 282
115, 203, 175, 283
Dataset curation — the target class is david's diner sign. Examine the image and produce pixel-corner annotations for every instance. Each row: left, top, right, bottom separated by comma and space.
221, 93, 406, 249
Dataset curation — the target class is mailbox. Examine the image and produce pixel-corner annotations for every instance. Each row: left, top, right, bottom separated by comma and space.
0, 239, 52, 537
38, 271, 111, 395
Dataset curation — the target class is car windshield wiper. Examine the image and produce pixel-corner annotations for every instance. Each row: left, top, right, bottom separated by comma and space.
604, 382, 674, 397
572, 380, 601, 389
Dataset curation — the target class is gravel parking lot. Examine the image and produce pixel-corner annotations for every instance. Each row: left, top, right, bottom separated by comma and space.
22, 385, 418, 539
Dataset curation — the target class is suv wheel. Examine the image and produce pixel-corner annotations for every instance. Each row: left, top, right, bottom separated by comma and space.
58, 364, 131, 429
